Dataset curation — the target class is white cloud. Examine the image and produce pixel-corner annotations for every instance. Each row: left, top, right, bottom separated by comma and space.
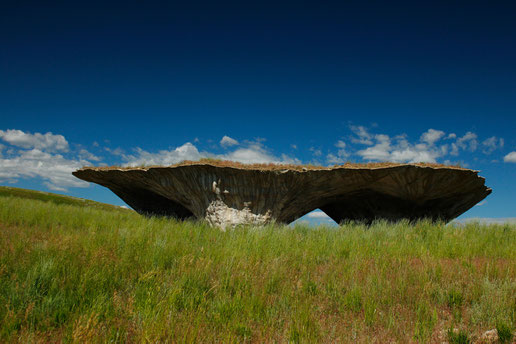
222, 149, 258, 163
439, 144, 448, 155
124, 143, 202, 166
105, 147, 124, 156
306, 210, 331, 219
0, 148, 90, 191
450, 143, 459, 156
123, 141, 299, 166
350, 127, 503, 163
350, 125, 374, 145
456, 131, 478, 152
356, 131, 445, 163
0, 129, 69, 152
309, 147, 322, 157
0, 129, 94, 190
420, 129, 445, 145
326, 153, 343, 164
389, 148, 440, 163
335, 140, 346, 149
220, 135, 239, 147
78, 149, 101, 161
222, 146, 275, 164
357, 134, 392, 161
504, 151, 516, 163
291, 144, 298, 150
221, 142, 299, 164
327, 140, 349, 164
482, 136, 504, 154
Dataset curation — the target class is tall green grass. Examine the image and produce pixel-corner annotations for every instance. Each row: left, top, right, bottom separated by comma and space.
0, 191, 515, 343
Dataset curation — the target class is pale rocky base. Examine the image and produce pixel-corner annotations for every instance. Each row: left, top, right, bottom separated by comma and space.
480, 329, 498, 343
205, 199, 272, 230
437, 328, 515, 344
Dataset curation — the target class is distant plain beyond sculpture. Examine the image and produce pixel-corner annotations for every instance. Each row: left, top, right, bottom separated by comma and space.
73, 161, 491, 229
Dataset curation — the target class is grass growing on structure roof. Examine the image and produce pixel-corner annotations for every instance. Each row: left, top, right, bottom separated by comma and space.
83, 159, 465, 171
1, 188, 514, 343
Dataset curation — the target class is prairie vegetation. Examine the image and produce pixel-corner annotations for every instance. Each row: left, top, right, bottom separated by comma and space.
0, 187, 514, 343
85, 158, 465, 171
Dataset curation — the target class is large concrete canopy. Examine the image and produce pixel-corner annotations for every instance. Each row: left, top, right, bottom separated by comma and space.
73, 162, 491, 229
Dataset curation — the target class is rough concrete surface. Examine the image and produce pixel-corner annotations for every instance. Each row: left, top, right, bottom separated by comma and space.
73, 163, 491, 229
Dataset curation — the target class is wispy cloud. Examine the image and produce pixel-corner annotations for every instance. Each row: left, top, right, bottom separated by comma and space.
220, 135, 239, 147
78, 149, 101, 161
105, 147, 124, 156
349, 125, 373, 145
420, 129, 445, 145
503, 151, 516, 163
482, 136, 504, 154
456, 131, 478, 152
327, 140, 349, 164
309, 147, 322, 157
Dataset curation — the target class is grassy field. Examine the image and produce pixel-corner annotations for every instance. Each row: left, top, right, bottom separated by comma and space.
0, 187, 515, 343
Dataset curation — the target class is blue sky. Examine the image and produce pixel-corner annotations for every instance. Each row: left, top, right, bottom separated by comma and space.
1, 2, 515, 223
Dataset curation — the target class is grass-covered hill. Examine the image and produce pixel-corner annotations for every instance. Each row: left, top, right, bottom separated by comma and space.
0, 186, 515, 343
0, 186, 130, 212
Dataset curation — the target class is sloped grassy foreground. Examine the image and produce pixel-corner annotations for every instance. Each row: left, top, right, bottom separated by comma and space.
0, 188, 515, 343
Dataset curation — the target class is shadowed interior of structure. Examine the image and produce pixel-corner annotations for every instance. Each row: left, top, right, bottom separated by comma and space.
319, 190, 470, 225
107, 187, 487, 225
108, 186, 195, 220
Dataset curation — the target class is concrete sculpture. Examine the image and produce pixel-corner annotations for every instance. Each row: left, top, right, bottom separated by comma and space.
73, 161, 491, 229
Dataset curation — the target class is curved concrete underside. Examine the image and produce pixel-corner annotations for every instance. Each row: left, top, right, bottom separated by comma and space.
73, 164, 491, 229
